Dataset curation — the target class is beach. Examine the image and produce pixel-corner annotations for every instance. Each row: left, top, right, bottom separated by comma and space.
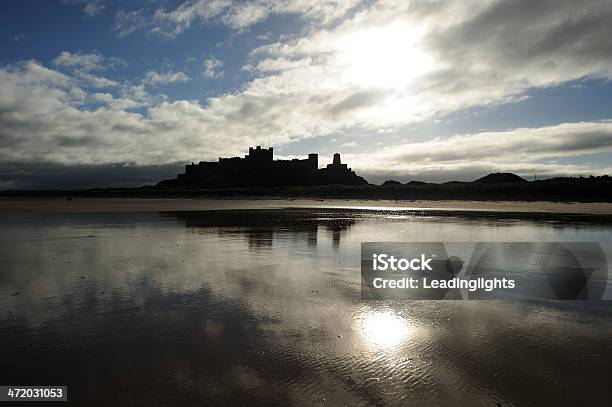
1, 202, 611, 405
2, 197, 612, 214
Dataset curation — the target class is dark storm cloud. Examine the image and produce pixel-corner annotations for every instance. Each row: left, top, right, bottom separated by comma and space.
55, 135, 101, 147
425, 0, 612, 87
431, 0, 612, 58
0, 132, 25, 148
0, 161, 184, 189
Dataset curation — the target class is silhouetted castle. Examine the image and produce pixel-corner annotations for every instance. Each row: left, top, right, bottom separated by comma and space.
157, 146, 368, 188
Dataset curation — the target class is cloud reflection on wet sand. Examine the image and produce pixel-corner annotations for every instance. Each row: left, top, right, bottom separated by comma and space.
1, 209, 611, 406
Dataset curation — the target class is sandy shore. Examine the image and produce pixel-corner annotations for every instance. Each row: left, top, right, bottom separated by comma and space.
1, 197, 612, 214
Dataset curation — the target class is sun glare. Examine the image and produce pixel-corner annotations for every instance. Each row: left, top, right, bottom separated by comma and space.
339, 23, 432, 89
359, 310, 413, 349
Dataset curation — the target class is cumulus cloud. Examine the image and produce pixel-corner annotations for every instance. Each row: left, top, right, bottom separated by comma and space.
242, 0, 612, 134
5, 1, 612, 187
2, 58, 611, 187
112, 0, 612, 135
92, 92, 114, 103
0, 60, 288, 169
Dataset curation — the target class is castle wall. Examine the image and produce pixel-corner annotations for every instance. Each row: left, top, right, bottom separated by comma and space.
173, 147, 365, 186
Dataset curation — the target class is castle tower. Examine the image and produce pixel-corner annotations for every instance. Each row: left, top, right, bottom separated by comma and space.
308, 153, 318, 172
333, 153, 341, 166
326, 152, 348, 171
247, 146, 273, 163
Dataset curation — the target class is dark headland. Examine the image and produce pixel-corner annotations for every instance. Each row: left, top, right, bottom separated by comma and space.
1, 146, 612, 202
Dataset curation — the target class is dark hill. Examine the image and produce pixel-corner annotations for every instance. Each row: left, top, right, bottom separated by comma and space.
3, 175, 612, 202
381, 180, 402, 186
474, 172, 527, 183
381, 180, 427, 186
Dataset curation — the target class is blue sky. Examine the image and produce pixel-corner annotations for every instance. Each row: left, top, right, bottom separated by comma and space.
1, 0, 612, 188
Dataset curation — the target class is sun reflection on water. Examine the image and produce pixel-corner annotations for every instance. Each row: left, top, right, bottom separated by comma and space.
358, 310, 414, 349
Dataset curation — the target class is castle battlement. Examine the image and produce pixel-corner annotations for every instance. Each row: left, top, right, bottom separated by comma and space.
164, 146, 366, 188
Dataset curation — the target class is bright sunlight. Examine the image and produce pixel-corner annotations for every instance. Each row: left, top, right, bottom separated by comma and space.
338, 22, 432, 89
359, 310, 414, 349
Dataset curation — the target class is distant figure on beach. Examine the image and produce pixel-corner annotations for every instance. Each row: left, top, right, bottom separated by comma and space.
394, 195, 399, 203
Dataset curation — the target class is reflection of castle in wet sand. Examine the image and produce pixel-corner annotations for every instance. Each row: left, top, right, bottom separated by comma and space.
158, 146, 368, 188
164, 209, 355, 249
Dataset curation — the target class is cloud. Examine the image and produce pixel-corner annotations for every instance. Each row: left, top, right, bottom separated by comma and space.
2, 58, 611, 188
92, 92, 114, 103
3, 57, 611, 171
115, 0, 363, 39
256, 31, 271, 41
203, 57, 224, 79
347, 121, 612, 183
242, 0, 612, 135
52, 51, 125, 88
144, 70, 190, 85
150, 0, 230, 39
0, 161, 183, 189
0, 60, 286, 169
82, 1, 105, 17
5, 1, 612, 187
110, 0, 612, 134
53, 51, 106, 72
60, 0, 106, 18
115, 9, 147, 37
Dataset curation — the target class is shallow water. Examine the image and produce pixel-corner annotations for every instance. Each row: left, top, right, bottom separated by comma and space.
1, 208, 611, 406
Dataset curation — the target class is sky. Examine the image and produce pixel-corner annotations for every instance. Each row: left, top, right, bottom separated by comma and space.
1, 0, 612, 188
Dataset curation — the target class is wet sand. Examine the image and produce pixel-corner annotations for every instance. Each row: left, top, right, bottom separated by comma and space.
1, 197, 612, 214
1, 208, 611, 406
